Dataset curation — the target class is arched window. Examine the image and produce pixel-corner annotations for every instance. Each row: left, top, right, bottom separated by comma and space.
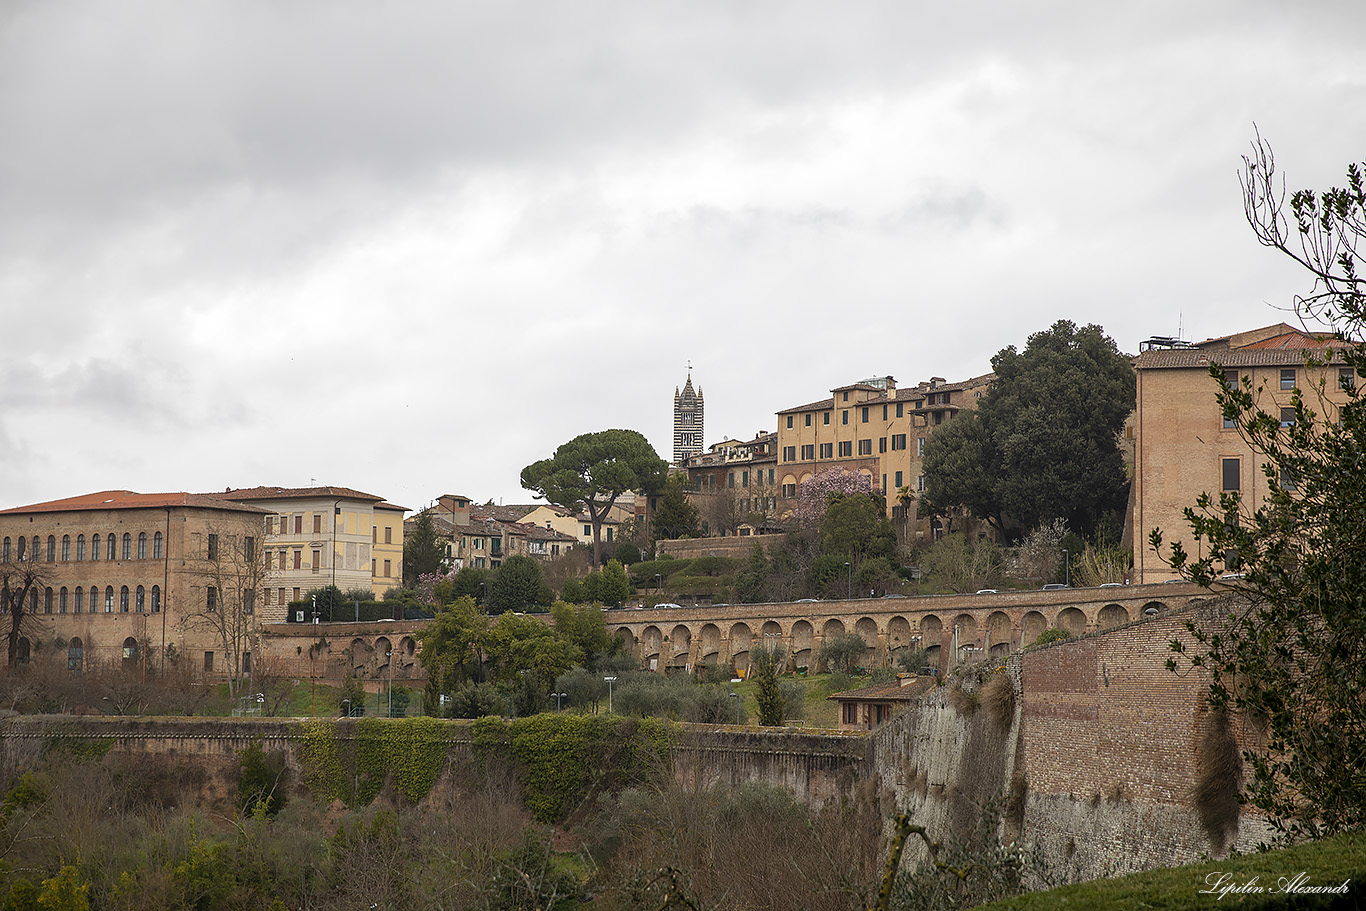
136, 586, 145, 613
121, 533, 132, 560
16, 536, 25, 561
120, 586, 130, 612
138, 532, 147, 560
47, 536, 56, 561
76, 534, 85, 561
59, 587, 68, 614
105, 586, 114, 613
68, 637, 83, 673
1, 537, 8, 562
44, 587, 53, 613
153, 531, 163, 559
106, 535, 114, 560
15, 638, 29, 664
90, 534, 100, 562
74, 587, 84, 614
61, 535, 70, 561
32, 537, 39, 561
122, 637, 138, 666
29, 589, 38, 613
151, 585, 161, 613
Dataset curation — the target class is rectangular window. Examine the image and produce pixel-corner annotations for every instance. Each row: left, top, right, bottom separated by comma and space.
372, 525, 378, 543
243, 652, 251, 673
1340, 368, 1356, 392
311, 548, 321, 571
279, 587, 286, 605
107, 536, 115, 560
1280, 468, 1298, 490
207, 534, 218, 560
801, 444, 814, 460
823, 412, 830, 425
606, 527, 613, 541
895, 470, 904, 488
858, 439, 872, 455
842, 410, 849, 425
786, 415, 793, 429
293, 549, 302, 570
372, 559, 377, 575
838, 441, 852, 457
879, 437, 887, 453
292, 587, 300, 602
207, 587, 217, 612
244, 536, 255, 561
820, 442, 833, 458
896, 403, 904, 418
204, 651, 214, 672
385, 526, 393, 544
244, 590, 255, 614
861, 407, 869, 423
805, 413, 812, 427
891, 434, 907, 451
264, 588, 272, 605
313, 514, 321, 534
917, 475, 927, 491
265, 551, 273, 571
1280, 407, 1296, 427
728, 472, 735, 488
294, 515, 302, 534
1281, 368, 1296, 390
917, 437, 926, 456
1222, 458, 1241, 491
782, 483, 796, 497
583, 524, 592, 536
742, 470, 749, 488
783, 445, 796, 461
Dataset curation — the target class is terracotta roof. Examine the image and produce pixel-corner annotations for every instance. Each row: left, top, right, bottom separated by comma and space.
0, 490, 272, 516
777, 397, 837, 415
828, 676, 937, 703
777, 373, 994, 416
1135, 347, 1350, 370
212, 485, 384, 503
373, 501, 410, 513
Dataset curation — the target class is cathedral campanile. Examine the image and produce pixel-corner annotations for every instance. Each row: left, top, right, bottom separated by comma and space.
672, 372, 703, 465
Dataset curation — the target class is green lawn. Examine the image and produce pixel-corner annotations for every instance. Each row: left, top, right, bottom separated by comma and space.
975, 830, 1366, 910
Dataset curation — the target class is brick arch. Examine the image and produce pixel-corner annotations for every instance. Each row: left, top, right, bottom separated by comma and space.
1057, 607, 1087, 636
730, 622, 753, 674
822, 618, 846, 639
790, 619, 814, 668
760, 619, 783, 643
669, 625, 692, 667
641, 625, 663, 657
887, 615, 913, 653
1141, 601, 1167, 617
987, 611, 1012, 651
1021, 610, 1047, 644
699, 623, 722, 663
615, 626, 634, 651
854, 616, 879, 648
1098, 604, 1129, 629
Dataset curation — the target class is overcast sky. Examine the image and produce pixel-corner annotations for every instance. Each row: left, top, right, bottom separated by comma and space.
3, 0, 1364, 513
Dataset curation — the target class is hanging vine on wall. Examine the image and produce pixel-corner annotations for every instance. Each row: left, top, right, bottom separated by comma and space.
292, 717, 451, 807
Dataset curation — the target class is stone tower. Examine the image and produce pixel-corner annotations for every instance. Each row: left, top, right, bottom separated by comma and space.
673, 373, 704, 465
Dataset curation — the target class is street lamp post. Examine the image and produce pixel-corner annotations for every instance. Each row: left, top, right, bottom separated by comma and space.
844, 562, 852, 600
729, 691, 740, 725
604, 675, 617, 714
341, 698, 351, 718
655, 573, 663, 595
552, 692, 566, 711
1062, 548, 1071, 587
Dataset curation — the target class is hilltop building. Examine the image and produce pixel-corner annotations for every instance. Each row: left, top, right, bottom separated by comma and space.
1131, 323, 1352, 583
0, 490, 271, 676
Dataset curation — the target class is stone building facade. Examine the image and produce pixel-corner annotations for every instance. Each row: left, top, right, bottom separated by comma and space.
1131, 323, 1351, 582
0, 490, 271, 677
772, 373, 994, 530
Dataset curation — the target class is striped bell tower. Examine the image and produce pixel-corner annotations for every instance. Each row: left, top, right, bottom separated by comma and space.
672, 369, 704, 466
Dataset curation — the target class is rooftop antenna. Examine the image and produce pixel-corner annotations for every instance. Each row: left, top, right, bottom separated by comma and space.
1178, 312, 1184, 341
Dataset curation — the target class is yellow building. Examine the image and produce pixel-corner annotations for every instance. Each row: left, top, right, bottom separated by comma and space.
773, 374, 994, 527
1132, 324, 1351, 583
212, 486, 407, 619
0, 490, 270, 677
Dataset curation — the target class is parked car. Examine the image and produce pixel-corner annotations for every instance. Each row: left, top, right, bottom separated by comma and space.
1041, 583, 1069, 590
653, 602, 684, 610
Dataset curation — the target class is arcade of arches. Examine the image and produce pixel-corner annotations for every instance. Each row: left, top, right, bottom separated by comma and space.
606, 583, 1203, 674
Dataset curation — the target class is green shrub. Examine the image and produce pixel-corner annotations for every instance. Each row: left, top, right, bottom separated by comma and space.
237, 743, 288, 818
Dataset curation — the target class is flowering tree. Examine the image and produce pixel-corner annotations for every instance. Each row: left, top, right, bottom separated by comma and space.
797, 468, 872, 525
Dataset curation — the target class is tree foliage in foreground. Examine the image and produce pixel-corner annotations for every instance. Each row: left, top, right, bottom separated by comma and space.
1155, 135, 1366, 840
